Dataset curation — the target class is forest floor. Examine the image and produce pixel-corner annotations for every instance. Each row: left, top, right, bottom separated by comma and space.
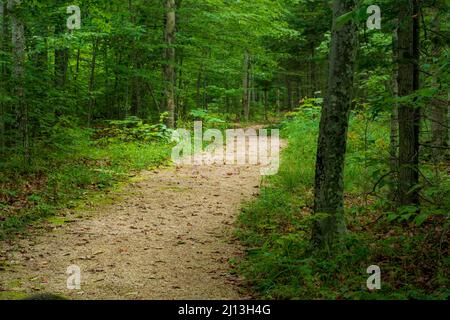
0, 129, 279, 299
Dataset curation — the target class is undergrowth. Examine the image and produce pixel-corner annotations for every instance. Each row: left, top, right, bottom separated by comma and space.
236, 101, 449, 300
0, 117, 172, 239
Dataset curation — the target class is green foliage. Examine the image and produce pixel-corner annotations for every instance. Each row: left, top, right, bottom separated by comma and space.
189, 109, 226, 125
283, 97, 322, 121
97, 116, 174, 144
237, 110, 449, 300
0, 125, 171, 240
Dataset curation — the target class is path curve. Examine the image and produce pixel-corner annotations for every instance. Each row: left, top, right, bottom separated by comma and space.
0, 138, 275, 299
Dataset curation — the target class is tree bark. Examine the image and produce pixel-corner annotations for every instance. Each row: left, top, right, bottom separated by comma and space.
296, 81, 302, 105
286, 78, 292, 110
242, 51, 250, 121
8, 0, 28, 163
88, 38, 99, 127
196, 64, 203, 108
0, 0, 6, 154
390, 21, 399, 202
163, 0, 176, 128
397, 0, 420, 206
176, 51, 184, 119
103, 40, 113, 119
264, 88, 268, 120
276, 87, 280, 114
312, 0, 358, 248
430, 11, 448, 162
54, 50, 68, 88
131, 57, 142, 117
310, 43, 316, 96
54, 20, 69, 89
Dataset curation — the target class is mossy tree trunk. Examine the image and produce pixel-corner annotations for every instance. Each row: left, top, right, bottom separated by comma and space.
312, 0, 358, 248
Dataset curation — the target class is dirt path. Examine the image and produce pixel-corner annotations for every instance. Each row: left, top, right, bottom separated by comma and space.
0, 138, 275, 299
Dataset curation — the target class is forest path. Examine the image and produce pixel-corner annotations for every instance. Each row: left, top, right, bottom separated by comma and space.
1, 131, 277, 299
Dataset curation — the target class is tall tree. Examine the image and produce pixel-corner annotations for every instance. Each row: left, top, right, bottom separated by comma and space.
8, 0, 28, 163
0, 0, 6, 154
87, 37, 99, 127
54, 22, 69, 89
397, 0, 420, 206
164, 0, 176, 128
242, 51, 250, 121
390, 20, 399, 202
430, 7, 448, 162
312, 0, 358, 248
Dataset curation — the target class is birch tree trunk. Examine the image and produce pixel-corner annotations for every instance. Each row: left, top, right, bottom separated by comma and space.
312, 0, 358, 248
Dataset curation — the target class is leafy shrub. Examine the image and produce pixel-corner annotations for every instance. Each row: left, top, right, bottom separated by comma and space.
189, 109, 226, 126
96, 114, 174, 144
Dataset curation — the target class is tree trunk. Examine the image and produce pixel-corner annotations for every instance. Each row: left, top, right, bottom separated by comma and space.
88, 38, 99, 127
225, 83, 230, 114
131, 57, 142, 117
264, 89, 268, 120
397, 0, 420, 206
242, 51, 250, 121
8, 0, 28, 163
203, 69, 208, 110
164, 0, 176, 128
276, 87, 280, 114
312, 0, 358, 248
196, 64, 203, 108
310, 43, 316, 96
390, 103, 399, 202
113, 49, 122, 118
296, 81, 302, 105
0, 0, 6, 154
430, 11, 448, 161
286, 78, 293, 110
54, 21, 69, 89
75, 48, 81, 81
390, 22, 399, 202
54, 50, 68, 87
74, 47, 81, 101
103, 40, 113, 119
176, 52, 184, 119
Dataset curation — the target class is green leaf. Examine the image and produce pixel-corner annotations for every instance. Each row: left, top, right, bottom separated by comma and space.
387, 213, 398, 222
414, 213, 429, 226
336, 11, 355, 28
